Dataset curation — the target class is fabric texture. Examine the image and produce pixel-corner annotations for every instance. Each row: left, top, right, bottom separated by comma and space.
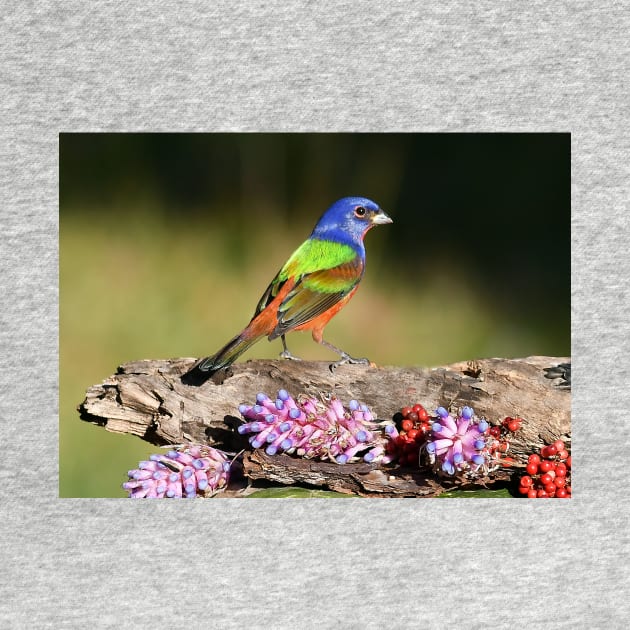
1, 2, 628, 627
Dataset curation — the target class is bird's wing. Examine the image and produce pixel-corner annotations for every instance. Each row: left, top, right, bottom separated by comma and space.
269, 255, 364, 338
253, 238, 360, 317
253, 271, 285, 318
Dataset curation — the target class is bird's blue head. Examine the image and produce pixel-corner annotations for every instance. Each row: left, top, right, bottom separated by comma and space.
310, 197, 392, 249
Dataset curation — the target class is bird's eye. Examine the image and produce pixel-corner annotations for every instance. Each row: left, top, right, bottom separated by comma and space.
354, 206, 367, 218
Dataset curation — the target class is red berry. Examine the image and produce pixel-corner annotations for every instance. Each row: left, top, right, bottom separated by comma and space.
555, 463, 567, 477
540, 446, 549, 458
528, 454, 541, 465
565, 485, 572, 494
539, 460, 553, 473
502, 457, 515, 467
554, 477, 566, 488
502, 417, 513, 427
540, 473, 553, 485
406, 428, 419, 440
507, 419, 521, 432
401, 406, 412, 418
401, 419, 414, 432
527, 488, 538, 498
544, 483, 556, 495
520, 475, 533, 487
518, 486, 530, 495
412, 403, 425, 415
553, 439, 565, 451
537, 489, 549, 498
526, 462, 539, 475
489, 426, 501, 438
417, 408, 429, 422
407, 411, 419, 423
546, 444, 558, 456
566, 456, 572, 468
557, 449, 569, 460
556, 488, 568, 498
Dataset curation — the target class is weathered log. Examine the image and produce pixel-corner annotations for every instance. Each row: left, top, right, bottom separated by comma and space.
241, 450, 445, 497
79, 356, 570, 496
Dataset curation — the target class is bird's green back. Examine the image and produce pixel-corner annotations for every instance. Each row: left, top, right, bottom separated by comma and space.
281, 238, 358, 290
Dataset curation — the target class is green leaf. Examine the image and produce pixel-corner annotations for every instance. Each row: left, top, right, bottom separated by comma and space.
245, 487, 355, 498
437, 487, 513, 498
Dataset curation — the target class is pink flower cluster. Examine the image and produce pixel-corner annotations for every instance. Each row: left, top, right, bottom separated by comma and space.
238, 390, 389, 464
425, 406, 490, 475
123, 445, 231, 498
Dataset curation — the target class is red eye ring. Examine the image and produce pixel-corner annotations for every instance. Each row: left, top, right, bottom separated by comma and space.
354, 206, 367, 217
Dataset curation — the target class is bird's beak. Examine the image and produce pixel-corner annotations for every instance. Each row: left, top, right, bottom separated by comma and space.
371, 209, 393, 225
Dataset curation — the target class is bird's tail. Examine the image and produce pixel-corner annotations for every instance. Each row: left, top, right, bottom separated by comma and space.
181, 332, 260, 385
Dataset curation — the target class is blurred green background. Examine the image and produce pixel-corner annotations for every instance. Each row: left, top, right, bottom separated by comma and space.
60, 133, 570, 497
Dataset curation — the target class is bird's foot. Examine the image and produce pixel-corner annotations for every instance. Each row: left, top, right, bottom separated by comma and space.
280, 349, 302, 361
329, 354, 370, 372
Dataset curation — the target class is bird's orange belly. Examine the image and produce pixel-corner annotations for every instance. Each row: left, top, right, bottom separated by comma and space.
293, 286, 359, 341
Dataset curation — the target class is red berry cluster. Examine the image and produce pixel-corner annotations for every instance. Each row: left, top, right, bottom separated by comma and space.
518, 440, 572, 498
386, 404, 431, 466
484, 417, 522, 466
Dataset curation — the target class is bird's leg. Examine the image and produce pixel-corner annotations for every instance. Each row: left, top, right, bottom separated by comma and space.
318, 338, 370, 371
279, 334, 302, 361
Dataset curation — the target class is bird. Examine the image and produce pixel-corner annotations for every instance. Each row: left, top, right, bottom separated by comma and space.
182, 196, 392, 385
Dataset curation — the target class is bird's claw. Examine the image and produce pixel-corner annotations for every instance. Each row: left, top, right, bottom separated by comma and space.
329, 355, 370, 372
280, 350, 302, 361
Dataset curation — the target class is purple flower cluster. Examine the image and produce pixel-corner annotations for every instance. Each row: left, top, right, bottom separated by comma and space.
123, 445, 231, 498
425, 406, 490, 475
238, 390, 389, 464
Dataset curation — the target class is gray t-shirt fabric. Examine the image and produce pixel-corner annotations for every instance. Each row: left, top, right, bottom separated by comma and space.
1, 2, 628, 628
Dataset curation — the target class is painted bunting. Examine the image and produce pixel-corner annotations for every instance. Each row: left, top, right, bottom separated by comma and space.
182, 196, 392, 385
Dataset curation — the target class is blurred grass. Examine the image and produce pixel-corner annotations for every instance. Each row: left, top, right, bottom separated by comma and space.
60, 204, 568, 497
